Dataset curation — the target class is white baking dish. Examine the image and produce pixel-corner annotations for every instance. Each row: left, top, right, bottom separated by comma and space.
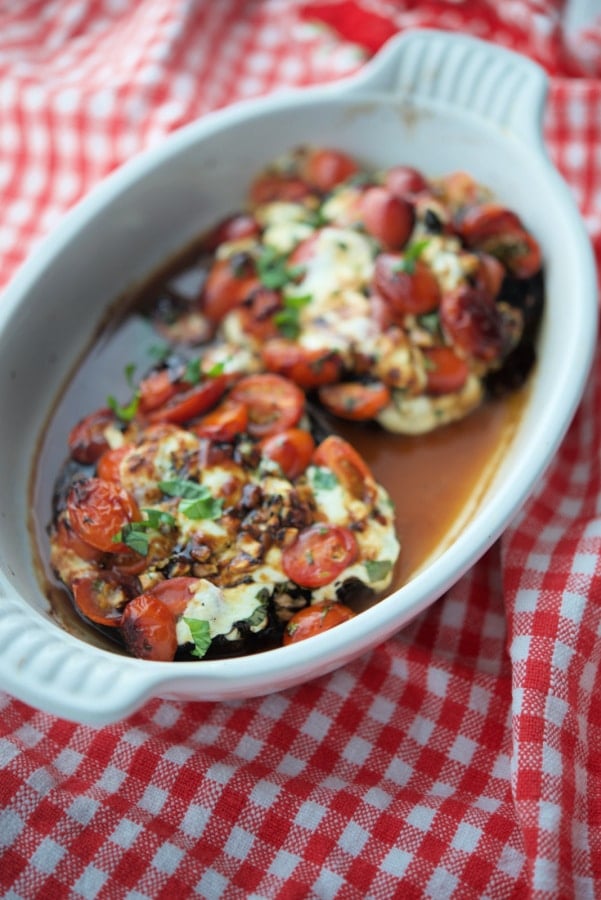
0, 30, 596, 725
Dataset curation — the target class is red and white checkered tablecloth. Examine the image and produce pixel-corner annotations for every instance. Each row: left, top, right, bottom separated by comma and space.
1, 2, 600, 897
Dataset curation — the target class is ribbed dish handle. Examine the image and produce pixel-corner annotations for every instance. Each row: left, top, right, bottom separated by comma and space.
353, 29, 548, 150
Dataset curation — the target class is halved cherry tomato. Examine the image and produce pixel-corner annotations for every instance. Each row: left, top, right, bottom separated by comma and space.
110, 548, 149, 577
312, 435, 375, 502
229, 373, 304, 438
282, 524, 359, 589
482, 228, 542, 279
359, 187, 414, 250
150, 576, 199, 617
317, 381, 391, 422
204, 213, 260, 251
202, 256, 261, 323
261, 338, 343, 390
288, 232, 320, 268
249, 173, 312, 206
260, 428, 315, 479
120, 593, 178, 661
193, 399, 248, 442
457, 203, 522, 245
440, 285, 504, 362
439, 171, 482, 209
68, 407, 116, 464
385, 165, 428, 198
71, 574, 126, 627
423, 346, 470, 395
67, 478, 141, 553
96, 444, 131, 484
138, 369, 179, 413
302, 148, 359, 192
53, 516, 103, 563
374, 254, 441, 317
283, 601, 355, 645
147, 374, 228, 425
474, 252, 505, 299
236, 286, 283, 341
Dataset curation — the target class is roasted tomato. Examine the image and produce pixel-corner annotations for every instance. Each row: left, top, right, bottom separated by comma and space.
96, 445, 131, 484
203, 213, 260, 251
193, 399, 249, 442
147, 374, 228, 425
385, 165, 429, 198
261, 339, 343, 390
229, 373, 304, 438
283, 601, 355, 645
423, 346, 470, 395
249, 173, 312, 206
282, 524, 359, 589
68, 407, 116, 464
374, 254, 441, 317
236, 286, 283, 342
202, 256, 261, 323
53, 516, 103, 563
302, 147, 359, 192
259, 428, 315, 480
457, 203, 523, 244
359, 187, 414, 250
138, 369, 179, 414
317, 381, 391, 422
67, 478, 141, 553
150, 576, 199, 617
71, 574, 127, 627
440, 285, 504, 362
120, 593, 178, 661
312, 435, 376, 503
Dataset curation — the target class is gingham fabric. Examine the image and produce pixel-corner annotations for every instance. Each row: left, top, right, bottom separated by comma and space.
1, 2, 600, 897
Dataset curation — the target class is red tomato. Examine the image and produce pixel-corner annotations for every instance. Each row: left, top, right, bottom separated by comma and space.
202, 257, 261, 323
385, 165, 429, 198
120, 593, 178, 661
96, 444, 131, 484
235, 286, 282, 341
204, 213, 260, 251
288, 232, 320, 268
317, 382, 391, 422
71, 574, 126, 627
260, 428, 316, 479
283, 523, 359, 588
67, 478, 141, 553
458, 202, 522, 245
283, 601, 355, 645
110, 548, 149, 577
53, 516, 103, 563
486, 228, 542, 279
193, 399, 248, 442
249, 173, 312, 206
302, 148, 359, 191
261, 339, 343, 390
360, 187, 414, 250
373, 254, 441, 317
68, 407, 116, 464
312, 435, 375, 502
439, 171, 482, 208
147, 375, 228, 425
474, 252, 506, 299
423, 346, 470, 395
229, 373, 304, 438
138, 369, 178, 413
440, 285, 504, 362
150, 576, 199, 617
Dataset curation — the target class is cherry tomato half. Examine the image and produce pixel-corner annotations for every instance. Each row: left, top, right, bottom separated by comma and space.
283, 601, 355, 645
203, 213, 260, 251
302, 147, 359, 192
312, 435, 375, 503
53, 516, 103, 563
67, 477, 141, 553
71, 574, 127, 627
68, 407, 116, 464
147, 374, 228, 425
149, 576, 199, 617
385, 165, 429, 199
440, 285, 504, 362
458, 202, 522, 245
423, 346, 469, 395
283, 523, 359, 589
138, 369, 179, 413
261, 339, 343, 390
249, 173, 312, 206
202, 257, 261, 323
260, 428, 315, 480
229, 373, 304, 438
96, 444, 132, 484
193, 399, 248, 442
374, 254, 441, 317
120, 593, 178, 661
317, 381, 391, 422
359, 187, 414, 250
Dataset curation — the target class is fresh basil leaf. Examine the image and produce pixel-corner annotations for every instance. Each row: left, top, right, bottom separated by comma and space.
183, 617, 212, 659
113, 524, 149, 556
395, 238, 431, 275
365, 559, 393, 583
180, 495, 223, 521
183, 357, 202, 385
106, 392, 140, 422
141, 508, 177, 530
158, 478, 208, 499
311, 467, 338, 490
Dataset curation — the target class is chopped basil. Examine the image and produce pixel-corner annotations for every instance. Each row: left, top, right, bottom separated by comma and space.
246, 604, 268, 629
394, 238, 431, 275
365, 559, 393, 583
183, 617, 212, 659
147, 342, 171, 363
183, 357, 202, 384
310, 467, 338, 490
112, 509, 177, 555
257, 246, 304, 290
418, 311, 440, 334
274, 292, 312, 339
106, 391, 140, 422
159, 478, 223, 520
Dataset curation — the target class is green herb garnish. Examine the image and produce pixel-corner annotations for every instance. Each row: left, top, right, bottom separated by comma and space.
159, 479, 223, 520
183, 617, 212, 659
365, 559, 393, 583
310, 467, 338, 490
395, 238, 431, 275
